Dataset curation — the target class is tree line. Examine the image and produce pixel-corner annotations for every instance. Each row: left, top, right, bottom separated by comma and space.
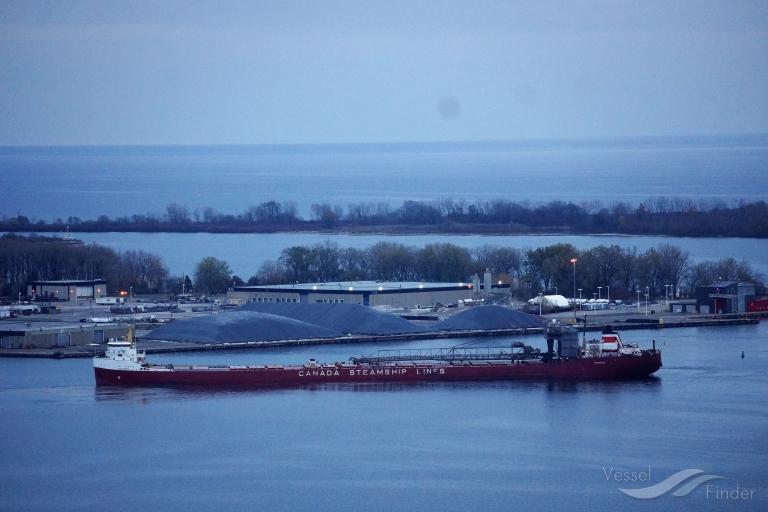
2, 234, 764, 300
238, 241, 765, 300
2, 198, 767, 237
0, 234, 169, 298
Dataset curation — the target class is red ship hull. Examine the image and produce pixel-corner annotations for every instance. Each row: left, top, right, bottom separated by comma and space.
94, 352, 662, 387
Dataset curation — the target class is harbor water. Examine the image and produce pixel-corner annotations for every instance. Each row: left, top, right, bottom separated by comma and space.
1, 323, 766, 511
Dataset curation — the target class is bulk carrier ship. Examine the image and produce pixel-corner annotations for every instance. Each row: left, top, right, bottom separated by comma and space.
93, 321, 662, 387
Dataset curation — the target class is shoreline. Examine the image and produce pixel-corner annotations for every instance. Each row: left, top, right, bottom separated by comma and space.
3, 226, 766, 240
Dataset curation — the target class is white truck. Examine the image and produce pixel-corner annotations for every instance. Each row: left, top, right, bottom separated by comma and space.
95, 297, 126, 306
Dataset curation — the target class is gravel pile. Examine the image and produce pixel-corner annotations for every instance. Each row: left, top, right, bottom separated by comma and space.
145, 304, 541, 344
240, 302, 428, 335
144, 310, 341, 343
432, 305, 543, 331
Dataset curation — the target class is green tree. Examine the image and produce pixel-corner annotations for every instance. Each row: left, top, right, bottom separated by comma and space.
524, 243, 577, 294
254, 260, 286, 285
280, 246, 313, 282
309, 241, 341, 282
369, 242, 417, 281
194, 256, 233, 294
472, 245, 523, 278
417, 243, 472, 282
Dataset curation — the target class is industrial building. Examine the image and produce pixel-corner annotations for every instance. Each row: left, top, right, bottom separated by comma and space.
695, 281, 756, 314
0, 321, 128, 349
228, 281, 485, 308
471, 269, 507, 298
27, 279, 107, 302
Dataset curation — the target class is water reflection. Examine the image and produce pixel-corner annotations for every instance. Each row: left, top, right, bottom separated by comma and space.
544, 376, 661, 394
93, 376, 662, 402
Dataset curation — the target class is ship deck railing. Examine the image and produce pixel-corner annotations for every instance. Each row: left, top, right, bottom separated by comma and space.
351, 346, 539, 365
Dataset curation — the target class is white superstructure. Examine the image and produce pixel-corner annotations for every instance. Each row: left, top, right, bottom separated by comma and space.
93, 328, 147, 371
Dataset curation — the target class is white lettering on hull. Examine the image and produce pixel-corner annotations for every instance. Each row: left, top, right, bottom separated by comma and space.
296, 367, 451, 379
298, 369, 341, 377
348, 368, 409, 377
416, 368, 446, 376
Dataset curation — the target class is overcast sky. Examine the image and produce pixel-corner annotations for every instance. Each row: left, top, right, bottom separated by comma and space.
1, 0, 767, 145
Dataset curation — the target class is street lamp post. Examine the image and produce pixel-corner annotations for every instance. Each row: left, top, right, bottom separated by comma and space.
597, 287, 602, 300
645, 286, 649, 316
570, 258, 577, 304
637, 290, 641, 311
538, 292, 543, 316
607, 286, 610, 303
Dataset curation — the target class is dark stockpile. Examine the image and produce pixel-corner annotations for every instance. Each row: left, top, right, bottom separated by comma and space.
144, 304, 541, 344
432, 305, 543, 331
239, 302, 428, 335
143, 310, 342, 343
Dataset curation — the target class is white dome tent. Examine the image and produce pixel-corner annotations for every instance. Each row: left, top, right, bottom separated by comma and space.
527, 294, 571, 309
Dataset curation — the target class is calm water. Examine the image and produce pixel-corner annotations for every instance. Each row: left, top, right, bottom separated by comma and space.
2, 137, 768, 221
1, 324, 766, 511
51, 231, 768, 279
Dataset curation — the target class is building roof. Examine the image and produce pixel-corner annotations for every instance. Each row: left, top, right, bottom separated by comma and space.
29, 279, 106, 285
703, 281, 754, 288
0, 320, 119, 334
234, 280, 473, 294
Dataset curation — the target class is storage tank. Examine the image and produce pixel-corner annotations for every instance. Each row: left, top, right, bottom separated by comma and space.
483, 269, 492, 297
545, 320, 581, 358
